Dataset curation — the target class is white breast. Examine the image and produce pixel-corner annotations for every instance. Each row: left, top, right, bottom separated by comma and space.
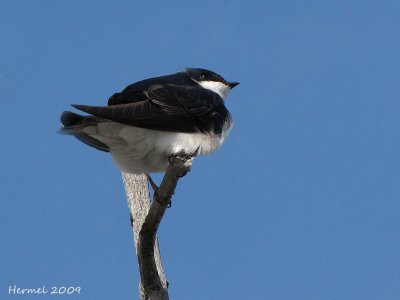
84, 121, 232, 173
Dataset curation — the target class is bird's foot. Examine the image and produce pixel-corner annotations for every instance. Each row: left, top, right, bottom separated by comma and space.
168, 147, 199, 163
168, 147, 199, 178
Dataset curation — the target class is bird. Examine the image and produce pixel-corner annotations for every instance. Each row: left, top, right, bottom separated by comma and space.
59, 68, 239, 175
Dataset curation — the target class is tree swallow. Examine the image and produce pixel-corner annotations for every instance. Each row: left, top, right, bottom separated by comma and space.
60, 68, 239, 173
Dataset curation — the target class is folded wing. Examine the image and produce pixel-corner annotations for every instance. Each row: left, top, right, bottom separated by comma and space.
72, 84, 229, 134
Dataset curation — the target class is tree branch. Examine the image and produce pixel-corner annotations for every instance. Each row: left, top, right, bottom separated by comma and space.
122, 154, 194, 300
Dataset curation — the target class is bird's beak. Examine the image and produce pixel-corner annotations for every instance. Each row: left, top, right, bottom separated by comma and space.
227, 81, 240, 89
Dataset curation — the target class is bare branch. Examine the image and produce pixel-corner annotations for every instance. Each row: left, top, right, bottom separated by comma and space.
122, 173, 168, 299
122, 154, 194, 299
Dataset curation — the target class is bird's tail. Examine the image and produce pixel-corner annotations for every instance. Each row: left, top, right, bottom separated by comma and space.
59, 111, 110, 152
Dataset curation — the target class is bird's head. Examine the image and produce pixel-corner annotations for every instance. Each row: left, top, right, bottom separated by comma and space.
183, 68, 239, 99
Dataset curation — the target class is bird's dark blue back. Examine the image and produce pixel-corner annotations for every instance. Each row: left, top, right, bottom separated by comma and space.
108, 72, 195, 106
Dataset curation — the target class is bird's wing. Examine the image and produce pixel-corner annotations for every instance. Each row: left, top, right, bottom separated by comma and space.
107, 73, 193, 106
72, 84, 227, 133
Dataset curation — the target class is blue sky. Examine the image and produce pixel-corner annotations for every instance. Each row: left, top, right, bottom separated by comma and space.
1, 0, 400, 299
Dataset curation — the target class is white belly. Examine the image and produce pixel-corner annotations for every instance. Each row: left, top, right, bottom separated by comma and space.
83, 121, 231, 173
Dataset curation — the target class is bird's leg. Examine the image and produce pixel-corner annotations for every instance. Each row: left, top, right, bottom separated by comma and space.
168, 147, 199, 178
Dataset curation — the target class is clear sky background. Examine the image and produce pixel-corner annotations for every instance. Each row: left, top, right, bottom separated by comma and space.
1, 1, 399, 299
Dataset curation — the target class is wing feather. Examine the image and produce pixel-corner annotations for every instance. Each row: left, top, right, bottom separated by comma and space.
73, 83, 228, 133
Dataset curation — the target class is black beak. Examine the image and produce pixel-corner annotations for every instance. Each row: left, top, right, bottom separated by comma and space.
228, 81, 240, 89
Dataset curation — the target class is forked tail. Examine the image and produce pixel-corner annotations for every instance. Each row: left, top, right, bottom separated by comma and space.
59, 111, 110, 152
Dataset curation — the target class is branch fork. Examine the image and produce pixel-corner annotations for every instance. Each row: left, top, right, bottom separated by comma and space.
123, 152, 195, 300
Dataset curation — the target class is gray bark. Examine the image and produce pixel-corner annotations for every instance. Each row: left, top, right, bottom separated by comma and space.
122, 154, 194, 300
122, 173, 168, 299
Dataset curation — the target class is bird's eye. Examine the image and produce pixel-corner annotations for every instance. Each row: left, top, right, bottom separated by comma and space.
200, 75, 205, 80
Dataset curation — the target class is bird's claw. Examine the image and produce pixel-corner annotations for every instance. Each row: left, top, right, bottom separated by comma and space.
168, 147, 199, 165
